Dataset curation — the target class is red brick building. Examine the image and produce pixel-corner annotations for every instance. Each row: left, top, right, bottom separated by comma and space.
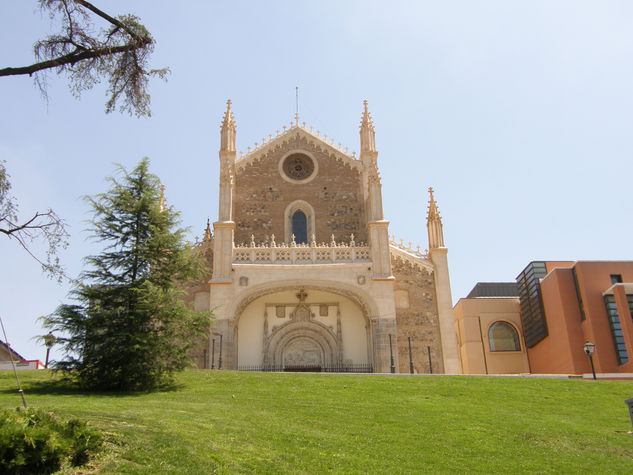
517, 261, 633, 375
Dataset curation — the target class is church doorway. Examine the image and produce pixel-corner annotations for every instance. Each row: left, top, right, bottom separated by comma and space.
282, 336, 323, 371
235, 288, 372, 371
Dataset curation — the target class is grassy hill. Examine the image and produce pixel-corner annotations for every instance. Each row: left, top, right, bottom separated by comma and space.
1, 370, 632, 473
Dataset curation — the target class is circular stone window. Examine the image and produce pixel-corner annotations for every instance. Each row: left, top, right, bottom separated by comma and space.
282, 153, 315, 181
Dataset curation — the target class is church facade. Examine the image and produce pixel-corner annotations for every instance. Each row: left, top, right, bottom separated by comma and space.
187, 101, 460, 374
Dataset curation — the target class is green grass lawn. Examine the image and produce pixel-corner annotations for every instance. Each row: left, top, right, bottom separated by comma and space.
1, 370, 632, 474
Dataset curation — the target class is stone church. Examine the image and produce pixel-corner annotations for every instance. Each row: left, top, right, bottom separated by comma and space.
187, 101, 460, 374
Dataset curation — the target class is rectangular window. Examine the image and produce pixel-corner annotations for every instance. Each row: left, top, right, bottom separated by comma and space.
611, 274, 623, 285
516, 262, 549, 347
605, 295, 629, 365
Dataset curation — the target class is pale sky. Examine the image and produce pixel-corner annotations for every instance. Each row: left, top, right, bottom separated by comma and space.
2, 1, 632, 362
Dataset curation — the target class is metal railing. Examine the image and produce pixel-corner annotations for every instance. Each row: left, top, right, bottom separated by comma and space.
237, 364, 374, 373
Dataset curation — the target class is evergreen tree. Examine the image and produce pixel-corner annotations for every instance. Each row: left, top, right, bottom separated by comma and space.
44, 159, 210, 390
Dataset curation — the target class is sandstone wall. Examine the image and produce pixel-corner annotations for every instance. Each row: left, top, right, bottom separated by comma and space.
233, 134, 367, 246
391, 255, 445, 374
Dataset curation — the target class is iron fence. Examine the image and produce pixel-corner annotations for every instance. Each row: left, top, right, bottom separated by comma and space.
237, 364, 374, 373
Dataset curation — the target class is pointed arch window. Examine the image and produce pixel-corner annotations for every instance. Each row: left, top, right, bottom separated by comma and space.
284, 200, 315, 244
292, 210, 308, 244
488, 322, 521, 352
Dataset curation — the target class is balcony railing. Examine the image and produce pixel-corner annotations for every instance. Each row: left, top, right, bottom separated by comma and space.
233, 234, 370, 265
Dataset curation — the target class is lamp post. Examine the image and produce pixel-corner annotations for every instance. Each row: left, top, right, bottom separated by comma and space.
43, 332, 55, 369
211, 338, 215, 369
213, 332, 223, 370
583, 341, 596, 380
389, 334, 395, 374
407, 337, 414, 374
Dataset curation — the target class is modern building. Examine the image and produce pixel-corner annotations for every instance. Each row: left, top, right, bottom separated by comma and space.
185, 101, 460, 373
453, 283, 530, 374
518, 261, 633, 375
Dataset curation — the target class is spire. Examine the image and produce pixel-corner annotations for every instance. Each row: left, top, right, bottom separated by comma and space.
220, 99, 236, 152
159, 185, 166, 212
359, 100, 376, 153
427, 187, 445, 249
203, 218, 212, 242
427, 187, 440, 221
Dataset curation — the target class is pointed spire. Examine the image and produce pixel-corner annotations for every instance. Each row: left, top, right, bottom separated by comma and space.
427, 187, 440, 221
360, 100, 374, 130
203, 218, 212, 241
427, 187, 445, 249
220, 99, 236, 152
159, 185, 166, 212
359, 100, 376, 153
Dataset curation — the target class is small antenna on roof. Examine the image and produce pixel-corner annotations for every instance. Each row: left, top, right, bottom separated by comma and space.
295, 86, 299, 126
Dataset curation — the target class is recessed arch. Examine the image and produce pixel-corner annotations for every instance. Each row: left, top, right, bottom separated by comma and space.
228, 281, 378, 369
284, 200, 315, 244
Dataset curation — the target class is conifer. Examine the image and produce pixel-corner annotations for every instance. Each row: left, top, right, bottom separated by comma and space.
44, 159, 210, 390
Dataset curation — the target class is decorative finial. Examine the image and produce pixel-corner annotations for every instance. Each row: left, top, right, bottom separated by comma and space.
360, 100, 374, 130
291, 234, 296, 247
203, 218, 212, 241
427, 186, 444, 249
427, 187, 440, 221
221, 99, 235, 130
271, 234, 276, 247
250, 234, 256, 247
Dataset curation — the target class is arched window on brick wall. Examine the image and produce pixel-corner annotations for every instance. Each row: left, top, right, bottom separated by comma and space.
292, 210, 308, 244
284, 200, 315, 244
488, 321, 521, 352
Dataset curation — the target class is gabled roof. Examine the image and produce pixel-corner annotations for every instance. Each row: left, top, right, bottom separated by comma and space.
235, 124, 361, 172
0, 340, 26, 361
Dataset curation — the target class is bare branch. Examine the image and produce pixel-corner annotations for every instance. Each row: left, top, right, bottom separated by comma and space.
1, 0, 165, 116
0, 41, 150, 78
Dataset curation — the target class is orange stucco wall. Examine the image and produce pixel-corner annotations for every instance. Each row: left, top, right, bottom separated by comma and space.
454, 297, 529, 374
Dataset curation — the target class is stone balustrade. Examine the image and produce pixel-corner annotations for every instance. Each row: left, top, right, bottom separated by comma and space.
233, 235, 370, 265
389, 235, 428, 258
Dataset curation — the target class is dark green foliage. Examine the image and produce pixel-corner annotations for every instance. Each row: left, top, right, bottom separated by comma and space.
44, 158, 211, 391
0, 408, 102, 474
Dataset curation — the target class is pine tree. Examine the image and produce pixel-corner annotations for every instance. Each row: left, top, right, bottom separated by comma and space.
44, 158, 211, 390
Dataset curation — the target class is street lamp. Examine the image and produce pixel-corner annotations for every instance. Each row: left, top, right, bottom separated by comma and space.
43, 332, 55, 369
213, 332, 223, 370
583, 341, 596, 380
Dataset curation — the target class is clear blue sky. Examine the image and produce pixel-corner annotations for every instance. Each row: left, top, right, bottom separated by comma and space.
2, 1, 632, 362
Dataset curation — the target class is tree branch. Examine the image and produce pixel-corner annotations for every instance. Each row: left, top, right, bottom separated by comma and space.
74, 0, 142, 40
0, 40, 150, 77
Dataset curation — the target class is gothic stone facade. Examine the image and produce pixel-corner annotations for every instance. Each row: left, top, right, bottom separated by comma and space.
187, 102, 460, 374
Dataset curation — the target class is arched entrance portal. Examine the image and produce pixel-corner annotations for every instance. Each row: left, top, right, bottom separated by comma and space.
235, 287, 372, 371
265, 319, 339, 371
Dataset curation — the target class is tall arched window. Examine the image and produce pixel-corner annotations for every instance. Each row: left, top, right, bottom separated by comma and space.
292, 210, 307, 244
488, 322, 521, 352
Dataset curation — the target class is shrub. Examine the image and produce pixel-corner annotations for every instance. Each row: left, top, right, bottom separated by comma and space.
0, 408, 102, 474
